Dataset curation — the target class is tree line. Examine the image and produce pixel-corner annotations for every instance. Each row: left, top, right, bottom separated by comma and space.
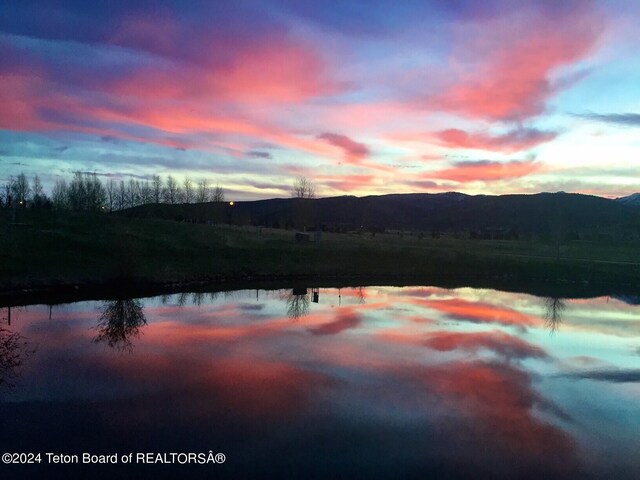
0, 172, 225, 212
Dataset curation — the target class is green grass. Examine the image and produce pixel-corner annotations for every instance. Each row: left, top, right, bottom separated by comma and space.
2, 209, 640, 292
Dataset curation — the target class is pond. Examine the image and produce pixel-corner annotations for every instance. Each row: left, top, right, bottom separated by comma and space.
1, 285, 639, 479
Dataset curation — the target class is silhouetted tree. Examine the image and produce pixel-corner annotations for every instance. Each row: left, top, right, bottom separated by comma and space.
67, 172, 106, 211
152, 175, 162, 203
197, 179, 209, 203
183, 177, 194, 203
212, 184, 224, 202
292, 175, 316, 199
126, 179, 139, 208
165, 175, 179, 204
93, 299, 147, 351
1, 179, 10, 207
51, 179, 68, 209
139, 181, 153, 205
292, 176, 316, 228
116, 180, 126, 210
106, 178, 116, 211
31, 174, 46, 205
11, 173, 30, 206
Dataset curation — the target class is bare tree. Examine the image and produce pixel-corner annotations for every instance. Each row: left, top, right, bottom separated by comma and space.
152, 175, 162, 203
11, 173, 30, 205
117, 180, 126, 210
1, 179, 11, 207
212, 184, 224, 202
140, 181, 153, 205
183, 177, 194, 203
196, 179, 209, 203
32, 175, 44, 201
52, 179, 68, 209
86, 173, 107, 211
68, 172, 88, 210
292, 175, 316, 199
126, 179, 140, 208
106, 179, 116, 211
165, 175, 178, 204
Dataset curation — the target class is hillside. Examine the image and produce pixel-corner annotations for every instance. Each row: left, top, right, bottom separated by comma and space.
616, 193, 640, 207
119, 192, 640, 238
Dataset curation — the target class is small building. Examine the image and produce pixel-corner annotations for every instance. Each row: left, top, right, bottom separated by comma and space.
295, 232, 310, 243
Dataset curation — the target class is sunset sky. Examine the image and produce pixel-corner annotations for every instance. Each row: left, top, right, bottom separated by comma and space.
1, 0, 639, 200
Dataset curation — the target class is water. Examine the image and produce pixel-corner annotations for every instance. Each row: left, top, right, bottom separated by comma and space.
1, 286, 639, 479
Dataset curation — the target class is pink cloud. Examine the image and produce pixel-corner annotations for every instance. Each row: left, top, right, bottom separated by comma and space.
318, 132, 370, 163
430, 5, 603, 120
432, 159, 542, 183
434, 128, 558, 153
112, 39, 340, 105
415, 361, 575, 455
423, 330, 547, 359
308, 311, 362, 335
318, 174, 377, 192
416, 298, 540, 328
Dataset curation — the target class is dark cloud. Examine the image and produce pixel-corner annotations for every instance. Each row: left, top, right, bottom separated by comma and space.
247, 150, 272, 159
240, 180, 291, 192
74, 171, 154, 181
318, 132, 370, 161
308, 312, 361, 335
574, 112, 640, 127
561, 368, 640, 383
405, 180, 442, 190
237, 303, 265, 311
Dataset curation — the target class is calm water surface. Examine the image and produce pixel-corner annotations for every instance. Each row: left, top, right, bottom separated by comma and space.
1, 286, 639, 479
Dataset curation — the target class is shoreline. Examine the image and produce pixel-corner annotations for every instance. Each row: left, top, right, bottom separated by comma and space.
3, 271, 640, 308
3, 212, 640, 306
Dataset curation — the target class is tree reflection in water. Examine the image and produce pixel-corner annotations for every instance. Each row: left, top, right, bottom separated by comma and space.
0, 325, 34, 388
543, 297, 566, 334
93, 299, 147, 351
286, 289, 310, 320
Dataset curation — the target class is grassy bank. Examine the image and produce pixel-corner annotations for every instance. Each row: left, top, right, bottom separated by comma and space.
2, 210, 640, 296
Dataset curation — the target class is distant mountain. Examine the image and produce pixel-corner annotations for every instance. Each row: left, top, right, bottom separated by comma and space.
616, 193, 640, 206
120, 192, 640, 237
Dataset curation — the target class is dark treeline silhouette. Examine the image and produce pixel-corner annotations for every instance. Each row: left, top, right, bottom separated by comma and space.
0, 171, 225, 212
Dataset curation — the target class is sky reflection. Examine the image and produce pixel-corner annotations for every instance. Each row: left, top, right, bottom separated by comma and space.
1, 286, 639, 479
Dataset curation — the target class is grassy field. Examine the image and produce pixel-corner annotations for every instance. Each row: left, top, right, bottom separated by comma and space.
2, 209, 640, 295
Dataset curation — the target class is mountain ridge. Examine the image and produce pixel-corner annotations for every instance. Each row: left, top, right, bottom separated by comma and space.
120, 191, 640, 238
